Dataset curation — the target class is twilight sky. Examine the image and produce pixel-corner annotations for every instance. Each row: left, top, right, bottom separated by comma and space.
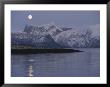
11, 11, 100, 32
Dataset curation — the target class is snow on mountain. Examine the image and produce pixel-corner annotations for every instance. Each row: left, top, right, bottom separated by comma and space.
54, 29, 87, 48
31, 33, 63, 48
47, 25, 63, 36
24, 25, 46, 34
11, 31, 63, 48
54, 25, 100, 48
24, 22, 63, 37
11, 23, 100, 48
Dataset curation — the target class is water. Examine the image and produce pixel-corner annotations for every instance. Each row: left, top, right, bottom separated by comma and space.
11, 48, 100, 77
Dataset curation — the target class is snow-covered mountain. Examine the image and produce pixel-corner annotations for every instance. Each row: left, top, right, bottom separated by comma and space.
24, 23, 63, 36
54, 28, 100, 48
11, 32, 63, 48
11, 23, 100, 48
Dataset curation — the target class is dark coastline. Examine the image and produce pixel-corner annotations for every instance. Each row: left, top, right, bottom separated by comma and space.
11, 48, 83, 54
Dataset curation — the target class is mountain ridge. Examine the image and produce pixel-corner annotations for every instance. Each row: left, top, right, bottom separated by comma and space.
11, 23, 100, 48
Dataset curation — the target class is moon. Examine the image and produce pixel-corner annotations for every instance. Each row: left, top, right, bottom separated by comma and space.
28, 14, 32, 20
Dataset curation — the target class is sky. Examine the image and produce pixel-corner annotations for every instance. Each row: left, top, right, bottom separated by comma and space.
11, 11, 100, 32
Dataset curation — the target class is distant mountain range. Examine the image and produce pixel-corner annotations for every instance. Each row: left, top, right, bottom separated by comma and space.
11, 23, 100, 48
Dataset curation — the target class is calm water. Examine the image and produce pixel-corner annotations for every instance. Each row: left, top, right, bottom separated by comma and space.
11, 48, 100, 77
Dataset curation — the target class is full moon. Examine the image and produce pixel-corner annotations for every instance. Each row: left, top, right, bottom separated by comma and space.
28, 14, 32, 20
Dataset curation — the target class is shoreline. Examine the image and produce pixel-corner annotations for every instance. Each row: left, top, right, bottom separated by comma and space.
11, 48, 83, 54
